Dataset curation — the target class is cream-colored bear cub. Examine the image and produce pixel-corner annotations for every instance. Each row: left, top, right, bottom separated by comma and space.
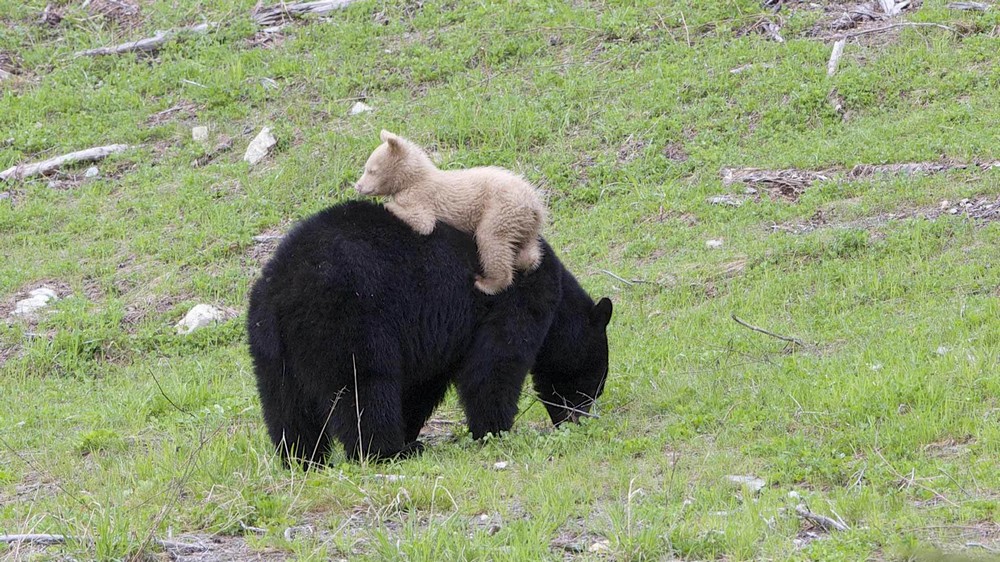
355, 130, 547, 295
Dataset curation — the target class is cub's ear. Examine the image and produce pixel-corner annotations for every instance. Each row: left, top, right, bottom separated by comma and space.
590, 298, 613, 327
380, 130, 402, 150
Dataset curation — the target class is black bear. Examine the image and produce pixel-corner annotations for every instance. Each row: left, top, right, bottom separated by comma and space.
247, 201, 612, 464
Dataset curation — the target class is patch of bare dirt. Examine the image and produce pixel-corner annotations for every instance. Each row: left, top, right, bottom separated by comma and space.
145, 100, 199, 127
922, 436, 975, 459
164, 533, 288, 561
617, 136, 650, 163
767, 0, 924, 40
245, 227, 287, 267
773, 194, 1000, 235
0, 280, 72, 319
88, 0, 143, 29
722, 160, 999, 203
121, 293, 192, 329
723, 167, 833, 202
662, 141, 689, 162
247, 25, 288, 49
0, 50, 24, 80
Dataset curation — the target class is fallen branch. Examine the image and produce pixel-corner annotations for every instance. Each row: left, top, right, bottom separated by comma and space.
947, 2, 989, 10
795, 504, 850, 532
0, 144, 129, 182
74, 23, 212, 57
966, 542, 999, 553
731, 314, 806, 349
0, 534, 207, 554
0, 534, 68, 546
836, 21, 958, 40
252, 0, 360, 27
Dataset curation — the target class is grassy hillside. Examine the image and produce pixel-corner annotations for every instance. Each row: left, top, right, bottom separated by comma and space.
2, 0, 999, 560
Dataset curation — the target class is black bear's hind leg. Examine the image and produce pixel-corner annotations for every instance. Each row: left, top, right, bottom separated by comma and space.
401, 377, 451, 443
330, 371, 410, 462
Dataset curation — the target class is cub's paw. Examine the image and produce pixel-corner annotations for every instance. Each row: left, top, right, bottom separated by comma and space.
474, 275, 507, 295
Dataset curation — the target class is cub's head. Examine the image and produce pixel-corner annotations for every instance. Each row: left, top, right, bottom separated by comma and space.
355, 130, 431, 196
533, 297, 613, 427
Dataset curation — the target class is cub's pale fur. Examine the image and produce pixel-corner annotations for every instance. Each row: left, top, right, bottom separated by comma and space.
355, 130, 548, 295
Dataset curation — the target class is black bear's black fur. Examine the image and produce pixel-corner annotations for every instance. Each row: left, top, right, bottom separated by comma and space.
247, 201, 612, 464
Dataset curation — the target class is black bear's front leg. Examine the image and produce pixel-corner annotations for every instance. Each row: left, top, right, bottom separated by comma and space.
454, 335, 531, 439
401, 376, 452, 443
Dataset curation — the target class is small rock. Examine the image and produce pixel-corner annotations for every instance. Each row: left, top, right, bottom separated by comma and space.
936, 346, 949, 356
84, 166, 99, 178
725, 474, 765, 493
708, 194, 743, 207
948, 208, 959, 215
283, 525, 314, 541
960, 198, 970, 205
939, 200, 950, 209
47, 180, 62, 189
493, 461, 509, 470
706, 239, 724, 249
788, 490, 801, 499
373, 474, 405, 482
244, 127, 277, 165
13, 287, 59, 317
588, 539, 611, 553
744, 187, 758, 195
192, 126, 209, 142
175, 304, 226, 335
348, 101, 374, 116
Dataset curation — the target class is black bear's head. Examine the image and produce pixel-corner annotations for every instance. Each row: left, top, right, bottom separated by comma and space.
533, 297, 613, 427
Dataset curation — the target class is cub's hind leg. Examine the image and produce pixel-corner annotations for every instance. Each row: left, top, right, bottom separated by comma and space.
473, 215, 517, 295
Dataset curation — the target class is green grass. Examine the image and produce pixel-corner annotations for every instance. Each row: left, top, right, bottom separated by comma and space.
2, 0, 1000, 560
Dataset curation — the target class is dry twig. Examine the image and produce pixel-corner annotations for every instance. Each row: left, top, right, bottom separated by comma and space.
836, 21, 958, 40
731, 314, 806, 349
0, 144, 129, 181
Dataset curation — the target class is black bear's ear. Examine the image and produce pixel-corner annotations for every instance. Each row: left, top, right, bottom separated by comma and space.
590, 298, 613, 327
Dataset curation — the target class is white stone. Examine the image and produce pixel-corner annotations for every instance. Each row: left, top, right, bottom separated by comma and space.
706, 239, 724, 249
588, 539, 611, 553
348, 101, 373, 116
13, 287, 59, 317
936, 346, 949, 356
949, 208, 959, 215
244, 127, 277, 165
493, 461, 509, 470
192, 126, 209, 142
708, 194, 742, 207
939, 200, 950, 209
84, 166, 99, 178
175, 304, 226, 335
725, 474, 765, 493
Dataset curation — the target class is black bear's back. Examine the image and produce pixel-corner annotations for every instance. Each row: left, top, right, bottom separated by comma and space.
254, 201, 488, 385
